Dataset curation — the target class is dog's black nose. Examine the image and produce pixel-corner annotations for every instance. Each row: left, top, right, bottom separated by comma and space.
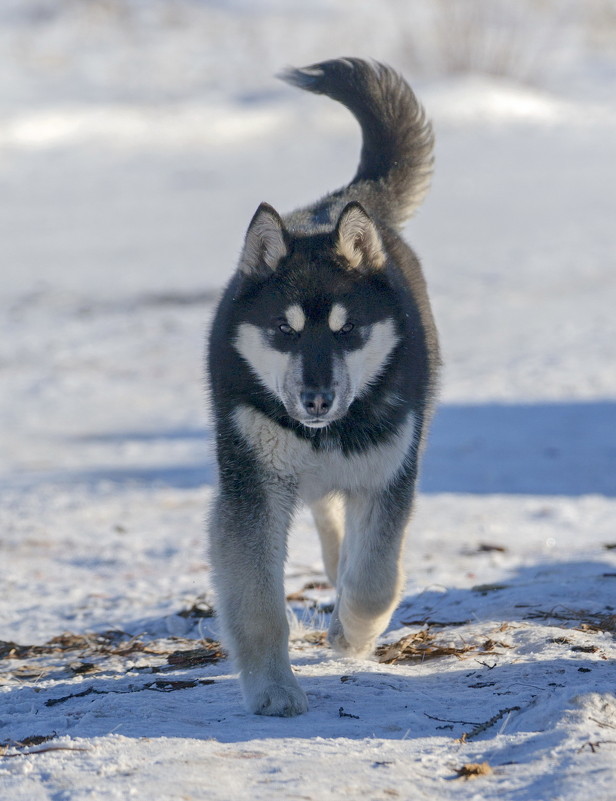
301, 390, 335, 416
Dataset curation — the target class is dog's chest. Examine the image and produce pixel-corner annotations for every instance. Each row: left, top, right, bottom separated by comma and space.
232, 404, 415, 498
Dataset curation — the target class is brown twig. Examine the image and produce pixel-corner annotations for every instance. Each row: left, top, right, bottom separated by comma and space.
458, 706, 521, 742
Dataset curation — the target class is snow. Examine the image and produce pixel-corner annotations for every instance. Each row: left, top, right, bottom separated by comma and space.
1, 2, 616, 799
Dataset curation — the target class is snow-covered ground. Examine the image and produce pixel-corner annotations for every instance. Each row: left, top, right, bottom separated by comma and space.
1, 2, 616, 799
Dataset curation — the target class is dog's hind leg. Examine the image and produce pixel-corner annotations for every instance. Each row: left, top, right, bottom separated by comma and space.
209, 452, 307, 716
309, 494, 345, 586
328, 464, 417, 657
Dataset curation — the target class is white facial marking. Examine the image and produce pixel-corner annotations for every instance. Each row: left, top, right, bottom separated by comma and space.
328, 303, 347, 332
345, 319, 399, 396
284, 304, 306, 333
234, 322, 290, 398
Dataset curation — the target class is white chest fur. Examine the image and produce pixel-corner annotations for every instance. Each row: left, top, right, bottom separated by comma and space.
232, 405, 416, 500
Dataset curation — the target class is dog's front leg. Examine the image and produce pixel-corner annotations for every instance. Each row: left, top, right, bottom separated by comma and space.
209, 471, 307, 716
328, 468, 416, 657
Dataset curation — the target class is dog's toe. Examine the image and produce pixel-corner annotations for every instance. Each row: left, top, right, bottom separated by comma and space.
328, 608, 375, 658
250, 683, 309, 717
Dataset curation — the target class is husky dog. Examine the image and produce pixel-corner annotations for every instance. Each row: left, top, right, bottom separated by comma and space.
207, 58, 439, 716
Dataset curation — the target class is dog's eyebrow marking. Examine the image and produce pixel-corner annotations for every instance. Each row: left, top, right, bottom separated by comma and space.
328, 303, 347, 332
285, 304, 306, 332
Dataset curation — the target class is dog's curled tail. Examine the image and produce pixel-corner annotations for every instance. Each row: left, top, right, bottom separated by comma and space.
279, 58, 434, 229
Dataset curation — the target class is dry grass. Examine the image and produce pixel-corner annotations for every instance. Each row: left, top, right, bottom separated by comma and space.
0, 629, 225, 682
454, 761, 493, 779
525, 606, 616, 635
388, 0, 568, 84
376, 629, 511, 664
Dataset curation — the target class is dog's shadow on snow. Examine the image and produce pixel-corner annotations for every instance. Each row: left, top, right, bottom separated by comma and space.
6, 400, 614, 496
421, 399, 616, 497
9, 399, 614, 497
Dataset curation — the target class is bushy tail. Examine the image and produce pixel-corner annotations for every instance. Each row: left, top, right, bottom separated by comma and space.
279, 58, 434, 229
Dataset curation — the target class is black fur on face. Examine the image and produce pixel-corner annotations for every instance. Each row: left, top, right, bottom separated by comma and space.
237, 231, 399, 327
235, 232, 402, 391
210, 216, 437, 454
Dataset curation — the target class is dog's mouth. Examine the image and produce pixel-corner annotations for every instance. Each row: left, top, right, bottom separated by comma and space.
284, 406, 342, 429
291, 407, 348, 429
300, 418, 331, 429
283, 388, 347, 429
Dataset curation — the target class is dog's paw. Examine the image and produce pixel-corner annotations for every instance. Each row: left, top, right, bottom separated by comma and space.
247, 682, 308, 717
327, 622, 354, 655
328, 600, 381, 658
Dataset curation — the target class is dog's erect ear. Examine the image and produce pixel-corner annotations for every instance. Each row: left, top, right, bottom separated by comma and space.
239, 202, 288, 277
335, 202, 386, 271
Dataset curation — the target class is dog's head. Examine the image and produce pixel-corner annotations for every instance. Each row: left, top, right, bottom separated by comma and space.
232, 201, 401, 428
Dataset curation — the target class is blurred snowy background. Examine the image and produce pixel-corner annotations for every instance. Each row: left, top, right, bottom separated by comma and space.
2, 0, 616, 103
1, 3, 616, 799
2, 0, 615, 485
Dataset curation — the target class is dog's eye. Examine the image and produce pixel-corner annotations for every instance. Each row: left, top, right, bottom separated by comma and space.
338, 322, 354, 334
278, 323, 295, 335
